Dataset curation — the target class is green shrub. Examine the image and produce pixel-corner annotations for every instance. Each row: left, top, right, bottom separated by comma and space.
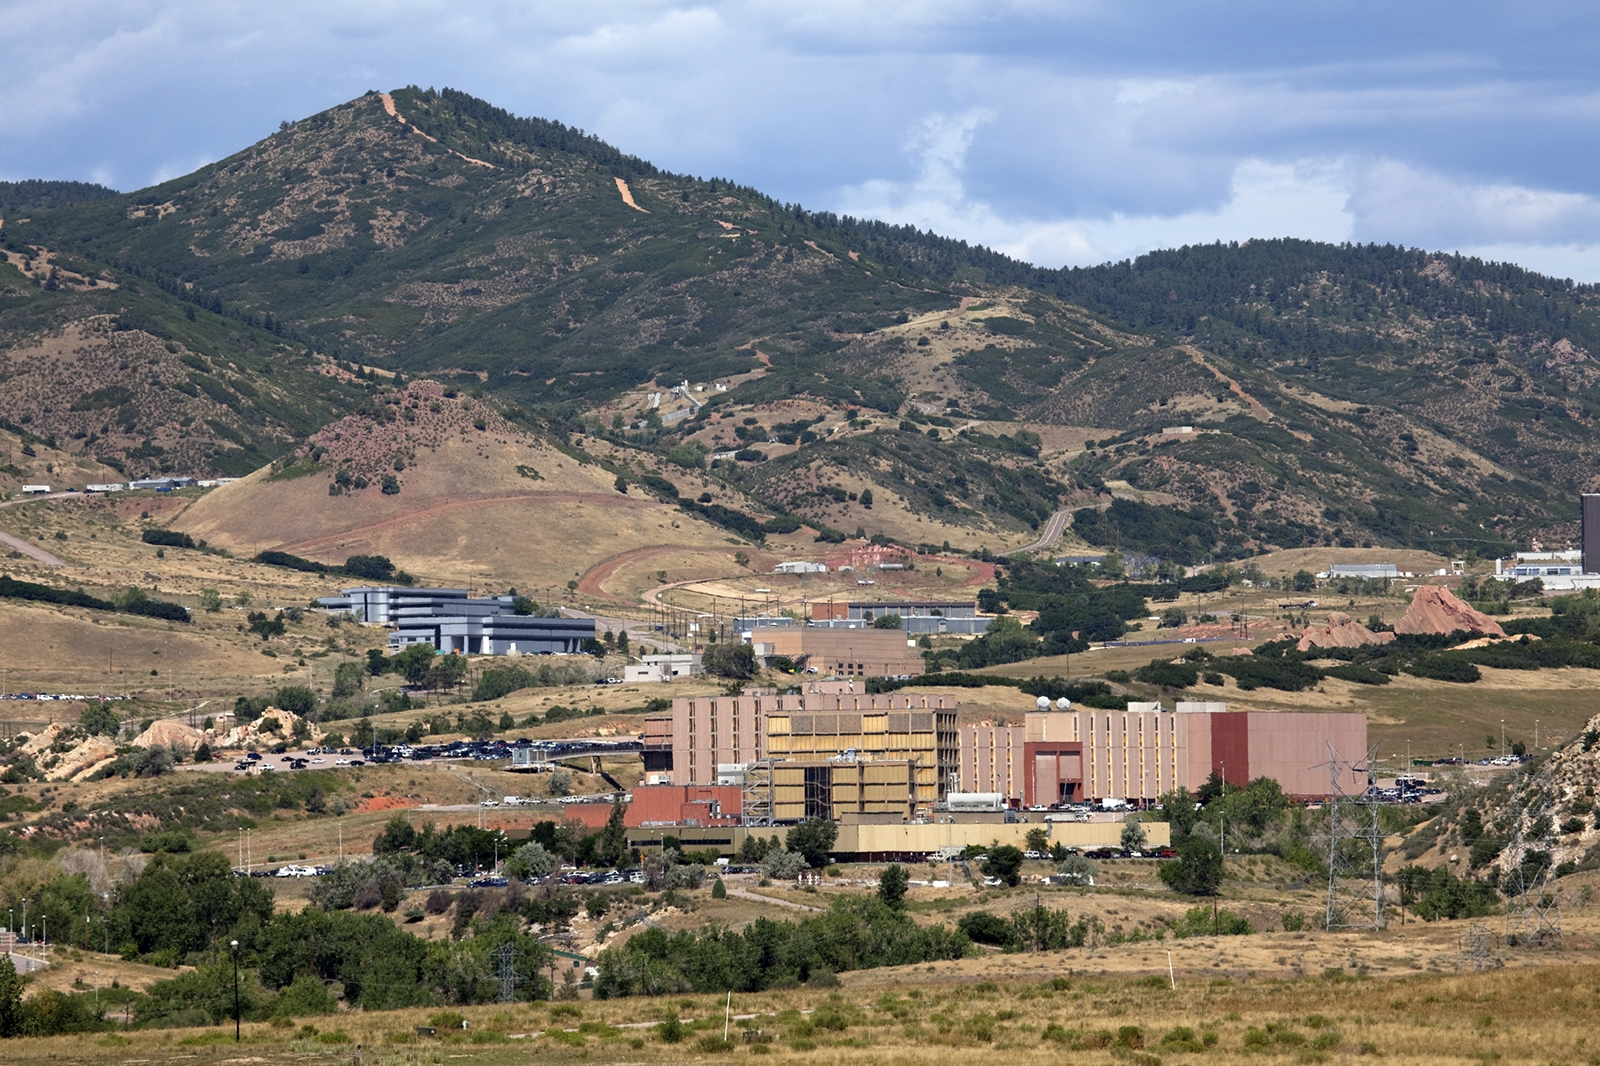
656, 1011, 686, 1043
1042, 1023, 1076, 1044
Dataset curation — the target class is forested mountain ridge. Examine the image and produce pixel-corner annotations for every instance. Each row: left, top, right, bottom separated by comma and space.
3, 87, 1599, 556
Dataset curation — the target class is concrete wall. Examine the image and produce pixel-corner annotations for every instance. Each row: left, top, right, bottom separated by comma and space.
625, 820, 1170, 859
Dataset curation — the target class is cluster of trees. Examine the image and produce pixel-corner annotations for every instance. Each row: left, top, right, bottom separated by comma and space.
0, 575, 190, 623
471, 658, 596, 701
1069, 498, 1229, 567
251, 551, 414, 586
594, 895, 969, 997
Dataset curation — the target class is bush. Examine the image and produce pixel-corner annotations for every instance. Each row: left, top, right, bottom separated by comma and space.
1134, 659, 1198, 688
1322, 664, 1390, 685
958, 911, 1014, 947
1170, 905, 1252, 937
141, 528, 195, 548
1405, 655, 1481, 683
1158, 838, 1223, 895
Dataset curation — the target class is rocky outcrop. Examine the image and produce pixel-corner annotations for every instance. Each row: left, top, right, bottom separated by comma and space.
135, 719, 206, 751
215, 708, 319, 749
1297, 612, 1397, 652
1394, 585, 1507, 638
50, 736, 118, 781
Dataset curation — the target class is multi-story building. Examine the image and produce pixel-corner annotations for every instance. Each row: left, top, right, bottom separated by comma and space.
1020, 702, 1366, 805
959, 724, 1025, 801
317, 586, 595, 655
650, 692, 958, 816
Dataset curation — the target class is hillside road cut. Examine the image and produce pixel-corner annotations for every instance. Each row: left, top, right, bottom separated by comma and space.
0, 492, 77, 566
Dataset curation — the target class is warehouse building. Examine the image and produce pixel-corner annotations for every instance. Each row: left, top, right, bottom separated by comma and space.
811, 600, 978, 621
750, 627, 925, 678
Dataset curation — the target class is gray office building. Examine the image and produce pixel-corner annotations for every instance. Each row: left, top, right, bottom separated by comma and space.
317, 586, 595, 655
1584, 495, 1600, 575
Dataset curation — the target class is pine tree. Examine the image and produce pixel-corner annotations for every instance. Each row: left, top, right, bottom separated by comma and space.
0, 955, 22, 1037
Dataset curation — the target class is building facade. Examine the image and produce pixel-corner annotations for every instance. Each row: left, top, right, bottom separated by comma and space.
959, 724, 1025, 801
1021, 704, 1367, 804
752, 627, 925, 677
654, 692, 958, 815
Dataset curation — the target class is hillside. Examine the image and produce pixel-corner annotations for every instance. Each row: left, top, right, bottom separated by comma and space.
3, 88, 1600, 555
0, 243, 374, 478
170, 378, 825, 595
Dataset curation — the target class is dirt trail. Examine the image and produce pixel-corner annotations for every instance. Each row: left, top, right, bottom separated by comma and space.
0, 493, 76, 566
1186, 346, 1273, 420
578, 544, 690, 602
378, 92, 497, 169
736, 341, 773, 366
614, 178, 649, 213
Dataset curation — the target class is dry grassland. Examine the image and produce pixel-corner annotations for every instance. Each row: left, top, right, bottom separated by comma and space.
3, 920, 1600, 1066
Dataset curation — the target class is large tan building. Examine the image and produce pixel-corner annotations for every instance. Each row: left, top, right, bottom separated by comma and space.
1018, 702, 1367, 805
653, 692, 958, 815
959, 724, 1025, 800
752, 627, 925, 678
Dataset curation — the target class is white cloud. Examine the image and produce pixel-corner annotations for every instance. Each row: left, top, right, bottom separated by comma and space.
1350, 159, 1600, 248
837, 112, 1353, 266
2, 2, 1600, 279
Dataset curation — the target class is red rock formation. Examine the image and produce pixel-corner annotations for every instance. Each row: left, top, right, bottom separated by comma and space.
1393, 585, 1507, 638
1298, 612, 1397, 652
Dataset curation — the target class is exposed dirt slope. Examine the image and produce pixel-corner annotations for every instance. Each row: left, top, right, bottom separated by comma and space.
170, 380, 792, 592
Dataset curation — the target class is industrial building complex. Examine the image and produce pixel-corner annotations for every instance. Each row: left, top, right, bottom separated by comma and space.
316, 586, 596, 655
627, 692, 1369, 853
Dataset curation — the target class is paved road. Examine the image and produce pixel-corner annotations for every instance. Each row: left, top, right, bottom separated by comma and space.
0, 492, 79, 566
1005, 507, 1074, 556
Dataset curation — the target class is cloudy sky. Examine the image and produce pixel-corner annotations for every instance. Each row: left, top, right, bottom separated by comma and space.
5, 1, 1600, 278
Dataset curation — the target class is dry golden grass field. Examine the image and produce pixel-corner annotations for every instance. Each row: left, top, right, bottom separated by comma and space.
2, 909, 1600, 1066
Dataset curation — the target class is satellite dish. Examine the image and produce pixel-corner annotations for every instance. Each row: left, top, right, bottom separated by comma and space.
1055, 697, 1072, 711
1036, 696, 1051, 711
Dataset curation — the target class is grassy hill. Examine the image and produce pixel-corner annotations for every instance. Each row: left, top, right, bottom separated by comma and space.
5, 87, 1600, 556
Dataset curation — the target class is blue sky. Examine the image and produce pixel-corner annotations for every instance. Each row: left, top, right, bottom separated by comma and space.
4, 1, 1599, 278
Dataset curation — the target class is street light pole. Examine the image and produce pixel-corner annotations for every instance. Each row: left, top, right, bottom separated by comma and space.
230, 940, 240, 1041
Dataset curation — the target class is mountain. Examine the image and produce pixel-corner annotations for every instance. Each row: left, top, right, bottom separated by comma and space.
5, 87, 1600, 558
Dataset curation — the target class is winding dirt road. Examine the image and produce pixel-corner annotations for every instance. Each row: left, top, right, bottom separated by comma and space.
0, 492, 76, 566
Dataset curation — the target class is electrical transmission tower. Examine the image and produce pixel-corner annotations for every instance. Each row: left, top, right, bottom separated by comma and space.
1320, 743, 1386, 931
1502, 798, 1562, 947
1457, 923, 1500, 972
493, 943, 518, 1003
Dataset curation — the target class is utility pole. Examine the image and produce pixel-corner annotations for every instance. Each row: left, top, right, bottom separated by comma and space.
230, 940, 240, 1041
